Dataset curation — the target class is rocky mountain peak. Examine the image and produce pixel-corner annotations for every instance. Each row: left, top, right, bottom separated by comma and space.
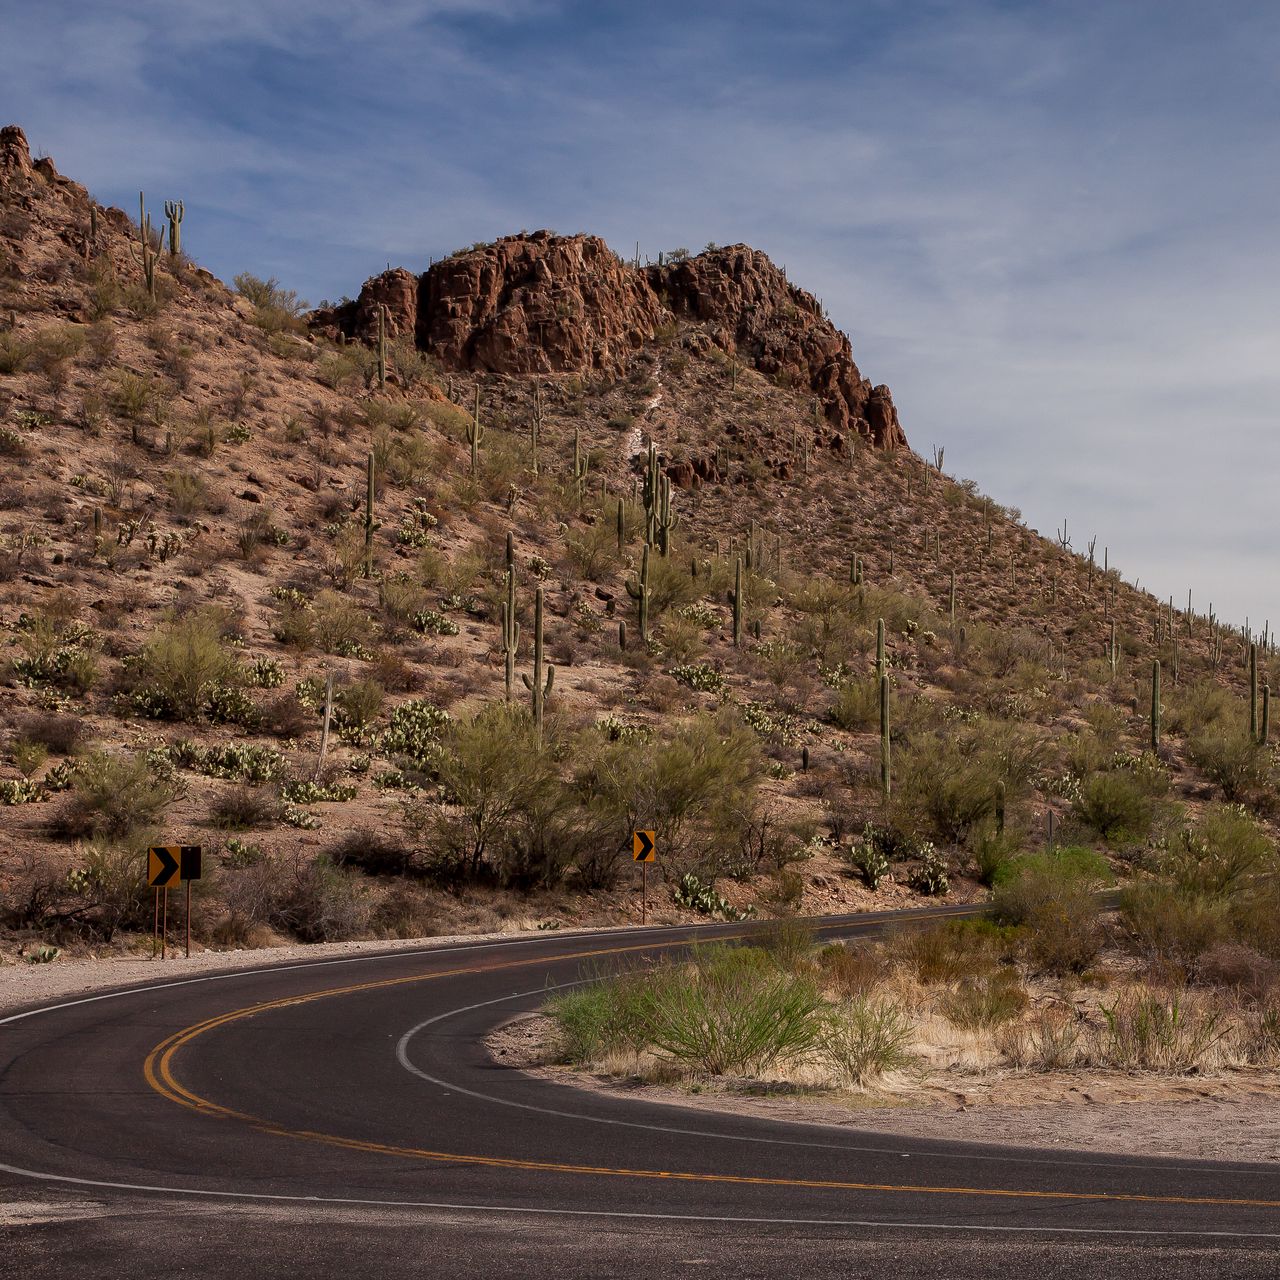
312, 232, 908, 450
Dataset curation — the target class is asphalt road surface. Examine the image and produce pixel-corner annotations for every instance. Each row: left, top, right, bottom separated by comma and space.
4, 906, 1280, 1278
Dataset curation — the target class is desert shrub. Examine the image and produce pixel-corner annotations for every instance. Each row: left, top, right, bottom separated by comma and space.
1194, 943, 1276, 1002
328, 832, 417, 878
547, 973, 655, 1065
641, 947, 828, 1075
752, 919, 816, 971
13, 712, 83, 755
830, 677, 880, 732
1188, 727, 1274, 802
1072, 766, 1161, 843
234, 272, 308, 332
998, 1010, 1083, 1071
1096, 988, 1228, 1072
209, 785, 278, 830
130, 610, 243, 721
63, 751, 178, 839
1119, 880, 1229, 970
64, 838, 153, 939
1160, 803, 1274, 897
413, 703, 574, 887
165, 471, 207, 518
817, 944, 889, 999
1167, 679, 1235, 737
991, 850, 1107, 974
573, 711, 763, 887
268, 855, 371, 942
817, 997, 915, 1086
646, 553, 700, 615
311, 590, 377, 656
336, 678, 385, 735
891, 920, 1003, 984
940, 969, 1028, 1029
894, 722, 1044, 844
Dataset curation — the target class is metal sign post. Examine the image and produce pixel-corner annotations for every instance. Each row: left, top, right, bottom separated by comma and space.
632, 830, 656, 925
149, 846, 203, 959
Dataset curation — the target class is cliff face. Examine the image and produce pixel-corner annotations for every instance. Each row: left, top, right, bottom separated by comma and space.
312, 233, 908, 451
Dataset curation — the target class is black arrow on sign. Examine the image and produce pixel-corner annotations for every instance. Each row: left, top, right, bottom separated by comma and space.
150, 846, 179, 888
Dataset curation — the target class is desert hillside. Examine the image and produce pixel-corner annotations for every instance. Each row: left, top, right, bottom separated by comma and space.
0, 122, 1274, 961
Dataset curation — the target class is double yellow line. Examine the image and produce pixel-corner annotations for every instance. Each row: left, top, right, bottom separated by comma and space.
142, 927, 1280, 1211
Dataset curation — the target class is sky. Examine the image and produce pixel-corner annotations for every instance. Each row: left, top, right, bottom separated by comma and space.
4, 0, 1278, 631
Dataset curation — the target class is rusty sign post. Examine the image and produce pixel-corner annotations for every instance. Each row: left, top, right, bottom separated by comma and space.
149, 846, 202, 959
632, 830, 655, 924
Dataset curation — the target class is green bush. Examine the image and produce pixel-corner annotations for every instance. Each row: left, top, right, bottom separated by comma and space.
64, 751, 178, 839
641, 947, 828, 1076
991, 850, 1108, 974
1189, 728, 1273, 802
817, 997, 915, 1085
1119, 880, 1229, 969
1161, 804, 1274, 897
209, 785, 278, 830
131, 610, 243, 721
1072, 768, 1160, 843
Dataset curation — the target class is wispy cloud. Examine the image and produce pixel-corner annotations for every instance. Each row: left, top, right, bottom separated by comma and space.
2, 0, 1277, 625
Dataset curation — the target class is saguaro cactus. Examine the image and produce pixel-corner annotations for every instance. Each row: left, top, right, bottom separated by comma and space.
655, 472, 678, 556
625, 544, 651, 645
467, 387, 484, 474
731, 556, 744, 647
876, 617, 886, 681
132, 192, 162, 298
163, 199, 183, 257
521, 586, 554, 737
1262, 684, 1272, 746
1250, 643, 1259, 741
879, 673, 891, 801
1151, 659, 1161, 753
501, 571, 519, 699
616, 497, 625, 554
363, 451, 376, 577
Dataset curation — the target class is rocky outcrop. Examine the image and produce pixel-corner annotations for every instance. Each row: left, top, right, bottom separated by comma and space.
311, 232, 907, 450
652, 246, 906, 449
0, 125, 33, 182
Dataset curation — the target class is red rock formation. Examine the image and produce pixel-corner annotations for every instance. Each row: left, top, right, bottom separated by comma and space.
311, 232, 908, 450
0, 125, 33, 181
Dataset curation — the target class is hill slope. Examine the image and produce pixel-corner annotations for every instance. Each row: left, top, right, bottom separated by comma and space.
0, 124, 1274, 957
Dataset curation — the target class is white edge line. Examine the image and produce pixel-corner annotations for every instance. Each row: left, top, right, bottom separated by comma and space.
4, 1160, 1280, 1240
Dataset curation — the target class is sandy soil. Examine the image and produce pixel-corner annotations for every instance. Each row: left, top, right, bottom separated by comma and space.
489, 1013, 1280, 1165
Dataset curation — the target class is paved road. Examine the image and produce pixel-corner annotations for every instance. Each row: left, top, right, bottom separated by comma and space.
3, 906, 1280, 1278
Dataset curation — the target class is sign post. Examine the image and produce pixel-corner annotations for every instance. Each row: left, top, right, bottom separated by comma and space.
148, 846, 202, 959
632, 830, 655, 924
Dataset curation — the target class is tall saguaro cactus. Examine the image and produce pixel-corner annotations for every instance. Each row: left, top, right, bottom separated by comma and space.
1150, 659, 1161, 754
521, 586, 554, 738
531, 381, 542, 475
501, 571, 519, 699
163, 199, 183, 257
1250, 643, 1259, 741
876, 617, 886, 681
879, 673, 891, 801
625, 544, 651, 645
731, 556, 744, 647
363, 451, 376, 578
655, 472, 678, 556
132, 192, 162, 298
467, 386, 484, 474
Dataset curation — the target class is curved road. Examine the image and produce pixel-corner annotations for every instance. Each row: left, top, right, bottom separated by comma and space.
3, 907, 1280, 1278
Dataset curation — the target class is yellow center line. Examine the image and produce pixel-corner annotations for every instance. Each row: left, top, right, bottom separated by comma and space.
142, 914, 1280, 1211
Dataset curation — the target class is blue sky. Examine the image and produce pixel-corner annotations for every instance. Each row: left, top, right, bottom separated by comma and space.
4, 1, 1279, 630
